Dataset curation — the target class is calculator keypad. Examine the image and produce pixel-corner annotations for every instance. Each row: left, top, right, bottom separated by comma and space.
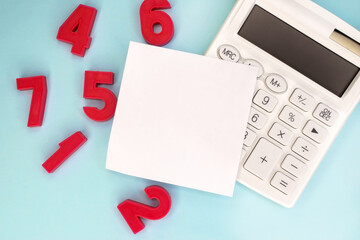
253, 89, 278, 112
279, 106, 304, 129
215, 45, 338, 200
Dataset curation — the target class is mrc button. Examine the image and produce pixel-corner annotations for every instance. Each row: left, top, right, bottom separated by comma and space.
217, 44, 241, 62
265, 74, 287, 93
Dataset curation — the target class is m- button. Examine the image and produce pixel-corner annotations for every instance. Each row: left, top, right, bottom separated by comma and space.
217, 44, 241, 62
265, 74, 287, 93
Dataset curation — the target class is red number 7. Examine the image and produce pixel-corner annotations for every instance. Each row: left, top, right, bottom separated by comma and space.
83, 71, 117, 122
16, 76, 47, 127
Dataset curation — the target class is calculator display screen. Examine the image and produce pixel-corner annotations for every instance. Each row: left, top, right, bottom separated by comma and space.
238, 5, 359, 97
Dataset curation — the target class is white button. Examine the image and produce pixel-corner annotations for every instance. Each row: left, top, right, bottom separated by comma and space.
279, 106, 304, 129
243, 59, 264, 78
292, 137, 317, 161
241, 149, 247, 160
244, 138, 283, 180
248, 107, 268, 129
271, 172, 295, 195
313, 103, 338, 126
290, 89, 315, 112
268, 122, 294, 146
218, 45, 241, 62
253, 89, 278, 112
302, 120, 327, 143
265, 74, 287, 93
281, 155, 307, 178
244, 128, 257, 147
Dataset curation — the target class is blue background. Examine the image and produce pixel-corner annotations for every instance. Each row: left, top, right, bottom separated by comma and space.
0, 0, 359, 239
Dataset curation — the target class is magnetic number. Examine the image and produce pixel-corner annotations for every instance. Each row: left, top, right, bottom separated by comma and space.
42, 131, 87, 173
251, 114, 259, 123
83, 71, 117, 122
117, 186, 171, 234
56, 4, 97, 57
262, 96, 270, 105
16, 76, 47, 127
140, 0, 174, 46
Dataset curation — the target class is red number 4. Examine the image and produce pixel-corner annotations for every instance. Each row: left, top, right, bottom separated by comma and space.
57, 4, 97, 57
83, 71, 117, 122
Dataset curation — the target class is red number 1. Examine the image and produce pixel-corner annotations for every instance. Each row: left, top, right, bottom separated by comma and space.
118, 186, 171, 234
16, 76, 47, 127
56, 4, 97, 57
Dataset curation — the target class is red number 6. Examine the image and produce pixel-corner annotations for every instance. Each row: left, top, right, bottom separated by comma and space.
140, 0, 174, 46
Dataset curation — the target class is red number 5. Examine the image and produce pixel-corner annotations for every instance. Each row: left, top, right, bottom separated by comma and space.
56, 4, 97, 57
140, 0, 174, 46
83, 71, 117, 122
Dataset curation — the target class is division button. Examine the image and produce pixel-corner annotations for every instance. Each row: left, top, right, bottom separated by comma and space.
292, 137, 317, 161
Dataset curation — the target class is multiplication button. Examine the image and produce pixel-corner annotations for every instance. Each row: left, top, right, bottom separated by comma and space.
217, 44, 241, 62
244, 138, 282, 180
313, 103, 338, 126
268, 122, 294, 146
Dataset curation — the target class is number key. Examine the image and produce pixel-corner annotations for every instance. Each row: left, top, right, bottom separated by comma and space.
244, 128, 257, 147
253, 89, 278, 112
248, 107, 268, 129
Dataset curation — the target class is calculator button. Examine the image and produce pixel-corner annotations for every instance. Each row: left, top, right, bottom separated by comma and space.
268, 122, 294, 146
289, 89, 315, 112
279, 106, 304, 129
292, 137, 317, 161
313, 103, 338, 126
244, 128, 257, 147
271, 172, 295, 195
253, 89, 278, 112
265, 74, 287, 93
302, 120, 327, 143
248, 107, 268, 129
281, 155, 307, 178
244, 138, 283, 180
218, 44, 241, 62
243, 59, 264, 78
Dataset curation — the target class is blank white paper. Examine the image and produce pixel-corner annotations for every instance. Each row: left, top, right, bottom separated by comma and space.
106, 42, 257, 196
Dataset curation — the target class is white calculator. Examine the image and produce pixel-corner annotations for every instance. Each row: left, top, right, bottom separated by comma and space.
205, 0, 360, 207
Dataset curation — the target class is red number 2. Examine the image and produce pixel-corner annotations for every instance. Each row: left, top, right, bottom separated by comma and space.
140, 0, 174, 46
16, 76, 47, 127
56, 4, 97, 57
117, 186, 171, 234
83, 71, 117, 122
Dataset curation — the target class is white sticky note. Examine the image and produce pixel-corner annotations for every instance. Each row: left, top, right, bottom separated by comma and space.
106, 42, 257, 196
